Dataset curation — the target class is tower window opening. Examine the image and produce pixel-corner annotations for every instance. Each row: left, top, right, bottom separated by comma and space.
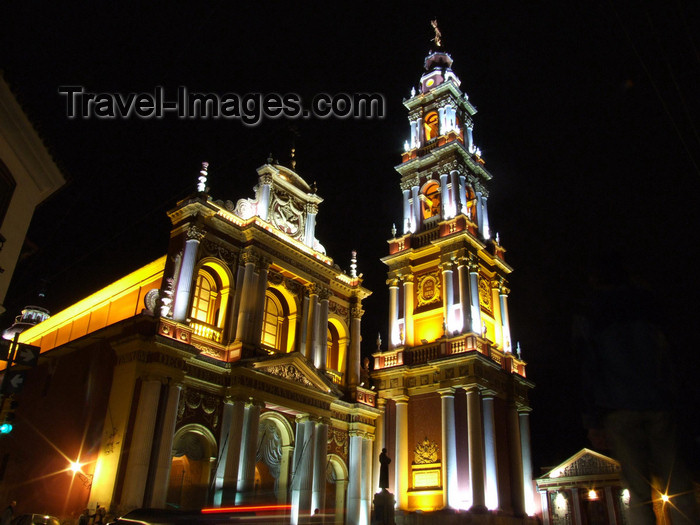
424, 112, 439, 142
421, 181, 441, 220
191, 272, 219, 325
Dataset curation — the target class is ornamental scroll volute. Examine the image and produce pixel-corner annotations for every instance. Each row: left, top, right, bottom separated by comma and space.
416, 271, 442, 308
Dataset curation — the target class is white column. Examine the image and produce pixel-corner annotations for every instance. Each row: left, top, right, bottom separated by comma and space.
440, 389, 458, 509
361, 435, 373, 525
290, 418, 307, 525
507, 402, 525, 517
438, 106, 446, 135
236, 401, 262, 503
173, 226, 204, 322
388, 279, 399, 349
519, 410, 535, 516
296, 419, 316, 518
458, 259, 471, 334
540, 491, 551, 525
250, 259, 269, 345
571, 489, 583, 525
467, 387, 486, 511
304, 203, 318, 248
150, 382, 182, 508
235, 251, 258, 343
395, 397, 409, 509
346, 431, 363, 525
411, 184, 420, 232
469, 262, 482, 333
402, 188, 411, 234
481, 195, 490, 239
305, 286, 319, 360
315, 289, 329, 370
604, 486, 617, 524
227, 263, 246, 341
440, 173, 450, 219
410, 119, 420, 149
482, 394, 499, 511
475, 192, 484, 234
441, 262, 454, 335
373, 398, 386, 495
450, 171, 460, 218
298, 292, 309, 354
499, 286, 512, 353
348, 303, 363, 388
459, 175, 468, 216
311, 419, 328, 514
258, 173, 272, 221
403, 275, 414, 347
121, 377, 162, 508
219, 397, 246, 505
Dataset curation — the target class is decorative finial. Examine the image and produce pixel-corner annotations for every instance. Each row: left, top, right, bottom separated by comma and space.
350, 250, 358, 278
311, 181, 317, 194
290, 146, 297, 171
403, 140, 410, 152
516, 342, 522, 359
495, 232, 500, 245
376, 332, 382, 351
411, 86, 416, 97
430, 19, 442, 48
267, 152, 273, 164
197, 162, 209, 193
391, 223, 397, 238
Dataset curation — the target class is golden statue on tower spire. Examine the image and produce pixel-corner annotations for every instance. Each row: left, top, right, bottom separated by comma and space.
430, 19, 442, 47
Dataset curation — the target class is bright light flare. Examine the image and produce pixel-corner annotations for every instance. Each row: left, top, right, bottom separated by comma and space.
69, 461, 83, 474
661, 493, 670, 503
588, 489, 598, 500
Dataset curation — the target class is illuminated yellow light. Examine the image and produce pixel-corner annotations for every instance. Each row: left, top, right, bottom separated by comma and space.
588, 489, 597, 500
69, 461, 82, 473
661, 493, 669, 503
16, 257, 166, 350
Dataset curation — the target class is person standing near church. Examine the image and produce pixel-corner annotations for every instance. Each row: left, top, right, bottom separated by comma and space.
0, 500, 16, 525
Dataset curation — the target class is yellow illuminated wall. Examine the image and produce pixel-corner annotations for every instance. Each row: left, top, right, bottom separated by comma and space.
9, 257, 165, 366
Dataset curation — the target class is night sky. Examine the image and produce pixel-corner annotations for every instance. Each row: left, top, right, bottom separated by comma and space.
1, 2, 699, 473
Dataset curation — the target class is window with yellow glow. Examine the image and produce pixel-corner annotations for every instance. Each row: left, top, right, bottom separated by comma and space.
421, 181, 441, 220
191, 271, 220, 325
424, 111, 439, 141
261, 293, 283, 349
327, 324, 339, 371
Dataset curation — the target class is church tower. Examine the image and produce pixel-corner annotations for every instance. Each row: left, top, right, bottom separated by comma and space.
372, 26, 536, 520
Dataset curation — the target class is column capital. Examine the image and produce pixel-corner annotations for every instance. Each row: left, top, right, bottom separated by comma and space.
401, 274, 414, 284
246, 398, 266, 410
240, 250, 259, 265
439, 260, 455, 272
186, 225, 206, 242
306, 202, 319, 214
318, 287, 332, 301
257, 257, 271, 271
259, 173, 273, 185
437, 387, 456, 397
351, 305, 364, 319
306, 283, 322, 296
386, 278, 400, 287
223, 393, 249, 405
498, 279, 510, 295
394, 395, 409, 405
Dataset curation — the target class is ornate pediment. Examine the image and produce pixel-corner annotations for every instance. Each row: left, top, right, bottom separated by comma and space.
253, 353, 336, 395
543, 448, 621, 480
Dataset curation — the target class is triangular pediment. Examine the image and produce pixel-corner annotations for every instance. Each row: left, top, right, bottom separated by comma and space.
252, 352, 337, 395
541, 448, 621, 480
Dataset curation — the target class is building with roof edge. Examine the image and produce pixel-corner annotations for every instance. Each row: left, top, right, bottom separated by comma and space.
0, 74, 66, 315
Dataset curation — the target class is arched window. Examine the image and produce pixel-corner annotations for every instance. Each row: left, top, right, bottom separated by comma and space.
261, 292, 283, 349
424, 111, 439, 142
327, 324, 339, 371
190, 269, 221, 326
421, 181, 441, 220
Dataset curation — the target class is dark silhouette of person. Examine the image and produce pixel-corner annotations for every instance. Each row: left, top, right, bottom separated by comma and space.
0, 500, 15, 525
575, 257, 699, 524
379, 448, 391, 490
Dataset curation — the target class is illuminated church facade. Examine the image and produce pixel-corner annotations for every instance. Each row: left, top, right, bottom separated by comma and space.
0, 39, 536, 525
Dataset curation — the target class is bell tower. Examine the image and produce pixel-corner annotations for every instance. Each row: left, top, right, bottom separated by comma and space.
373, 23, 536, 519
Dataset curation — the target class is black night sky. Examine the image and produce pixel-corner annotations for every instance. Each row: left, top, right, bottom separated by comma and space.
1, 2, 699, 474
